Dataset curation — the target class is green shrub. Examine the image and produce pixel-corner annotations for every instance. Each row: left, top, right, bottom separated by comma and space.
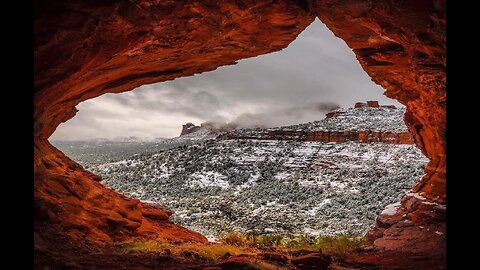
174, 243, 243, 261
219, 231, 249, 246
250, 234, 284, 247
115, 241, 165, 254
220, 232, 364, 259
314, 235, 364, 259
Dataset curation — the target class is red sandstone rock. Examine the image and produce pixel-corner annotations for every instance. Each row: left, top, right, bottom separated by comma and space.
34, 1, 315, 267
257, 130, 414, 144
214, 255, 261, 270
367, 101, 380, 108
354, 102, 367, 108
140, 203, 171, 221
259, 252, 290, 265
316, 4, 446, 264
367, 194, 446, 253
291, 253, 332, 270
34, 0, 445, 268
34, 138, 207, 244
353, 194, 446, 269
317, 0, 446, 205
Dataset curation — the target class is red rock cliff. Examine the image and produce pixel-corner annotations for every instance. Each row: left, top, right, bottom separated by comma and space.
34, 0, 445, 268
315, 1, 445, 266
307, 130, 413, 144
34, 0, 316, 266
225, 130, 414, 144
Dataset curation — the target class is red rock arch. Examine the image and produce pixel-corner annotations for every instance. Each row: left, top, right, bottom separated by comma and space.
34, 0, 445, 267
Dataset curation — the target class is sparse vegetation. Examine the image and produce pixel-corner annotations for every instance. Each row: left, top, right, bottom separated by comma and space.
220, 232, 287, 248
219, 232, 364, 259
54, 107, 428, 239
114, 233, 364, 268
114, 240, 166, 254
220, 231, 249, 247
115, 240, 244, 262
76, 139, 426, 238
173, 243, 243, 261
313, 235, 364, 259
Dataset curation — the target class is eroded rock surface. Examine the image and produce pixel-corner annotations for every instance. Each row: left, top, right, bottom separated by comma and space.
34, 0, 445, 268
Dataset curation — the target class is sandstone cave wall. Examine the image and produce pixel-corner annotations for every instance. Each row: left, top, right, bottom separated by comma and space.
34, 0, 445, 265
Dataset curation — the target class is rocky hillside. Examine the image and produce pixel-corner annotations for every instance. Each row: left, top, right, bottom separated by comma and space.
56, 102, 428, 240
220, 104, 413, 144
96, 140, 426, 239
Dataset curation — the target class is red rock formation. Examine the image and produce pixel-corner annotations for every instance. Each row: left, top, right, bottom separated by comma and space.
316, 0, 446, 203
34, 139, 207, 244
291, 252, 331, 270
367, 100, 380, 108
226, 130, 414, 144
312, 130, 414, 144
351, 194, 446, 269
354, 102, 367, 108
355, 101, 396, 109
34, 0, 316, 267
367, 194, 446, 255
316, 1, 445, 267
180, 123, 201, 136
34, 0, 445, 268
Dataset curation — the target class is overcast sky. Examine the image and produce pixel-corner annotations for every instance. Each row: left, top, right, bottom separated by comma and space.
50, 19, 401, 141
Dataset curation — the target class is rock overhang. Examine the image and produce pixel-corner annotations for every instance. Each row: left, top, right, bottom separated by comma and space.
34, 0, 445, 268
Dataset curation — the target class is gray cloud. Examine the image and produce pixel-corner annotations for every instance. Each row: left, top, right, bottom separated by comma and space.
231, 102, 340, 128
50, 19, 402, 141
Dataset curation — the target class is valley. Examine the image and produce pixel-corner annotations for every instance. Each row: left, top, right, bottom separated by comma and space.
53, 104, 428, 240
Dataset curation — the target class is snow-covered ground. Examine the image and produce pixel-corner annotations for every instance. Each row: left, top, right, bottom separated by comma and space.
53, 105, 428, 239
301, 107, 407, 132
94, 139, 427, 238
225, 107, 407, 138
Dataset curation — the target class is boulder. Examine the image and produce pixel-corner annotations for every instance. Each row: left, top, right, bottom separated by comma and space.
291, 253, 332, 270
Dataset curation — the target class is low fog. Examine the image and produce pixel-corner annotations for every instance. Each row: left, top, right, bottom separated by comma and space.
230, 102, 340, 128
51, 19, 402, 141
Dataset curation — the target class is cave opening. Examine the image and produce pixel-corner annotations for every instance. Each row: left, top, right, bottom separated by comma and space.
35, 1, 445, 268
49, 19, 427, 242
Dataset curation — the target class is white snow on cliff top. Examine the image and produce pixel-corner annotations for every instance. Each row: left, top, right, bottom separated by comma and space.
281, 107, 408, 132
226, 106, 408, 138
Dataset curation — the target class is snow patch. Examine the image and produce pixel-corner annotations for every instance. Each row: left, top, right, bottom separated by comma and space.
303, 227, 321, 236
406, 192, 427, 201
187, 172, 230, 189
381, 202, 401, 216
307, 199, 332, 216
420, 200, 446, 209
274, 172, 292, 180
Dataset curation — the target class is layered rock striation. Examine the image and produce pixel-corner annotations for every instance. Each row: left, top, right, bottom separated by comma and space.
223, 129, 413, 144
221, 103, 414, 144
34, 0, 445, 268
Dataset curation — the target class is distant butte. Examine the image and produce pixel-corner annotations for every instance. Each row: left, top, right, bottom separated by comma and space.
180, 122, 202, 136
354, 101, 396, 109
